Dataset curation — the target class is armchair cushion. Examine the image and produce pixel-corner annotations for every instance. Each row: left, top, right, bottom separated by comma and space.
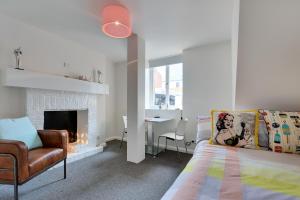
28, 148, 64, 176
0, 117, 42, 150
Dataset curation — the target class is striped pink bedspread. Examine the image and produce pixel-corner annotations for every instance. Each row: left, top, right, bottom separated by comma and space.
162, 141, 300, 200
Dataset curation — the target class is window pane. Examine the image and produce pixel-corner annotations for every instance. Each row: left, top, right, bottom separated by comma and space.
168, 63, 183, 109
153, 66, 166, 107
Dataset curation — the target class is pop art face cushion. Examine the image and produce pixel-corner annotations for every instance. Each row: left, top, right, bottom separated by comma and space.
260, 110, 300, 154
210, 110, 259, 149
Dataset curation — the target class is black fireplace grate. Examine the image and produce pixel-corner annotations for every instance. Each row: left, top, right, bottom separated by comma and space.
44, 111, 77, 143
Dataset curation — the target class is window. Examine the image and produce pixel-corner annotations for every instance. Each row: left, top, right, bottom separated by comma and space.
146, 63, 183, 109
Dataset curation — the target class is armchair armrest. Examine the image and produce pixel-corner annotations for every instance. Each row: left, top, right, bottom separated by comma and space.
37, 130, 68, 156
0, 139, 29, 183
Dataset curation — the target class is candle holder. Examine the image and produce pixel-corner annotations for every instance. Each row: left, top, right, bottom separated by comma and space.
14, 47, 24, 70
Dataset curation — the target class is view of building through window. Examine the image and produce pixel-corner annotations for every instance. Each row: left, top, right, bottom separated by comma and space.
168, 63, 183, 109
146, 63, 183, 109
153, 66, 166, 107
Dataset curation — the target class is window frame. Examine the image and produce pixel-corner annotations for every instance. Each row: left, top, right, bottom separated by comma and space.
147, 63, 183, 110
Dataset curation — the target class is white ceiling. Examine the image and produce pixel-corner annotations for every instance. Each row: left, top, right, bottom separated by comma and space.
0, 0, 234, 62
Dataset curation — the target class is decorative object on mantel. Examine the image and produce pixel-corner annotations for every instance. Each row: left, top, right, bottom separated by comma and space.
78, 75, 89, 81
92, 69, 97, 82
97, 70, 103, 84
13, 47, 24, 70
64, 74, 90, 82
63, 62, 70, 68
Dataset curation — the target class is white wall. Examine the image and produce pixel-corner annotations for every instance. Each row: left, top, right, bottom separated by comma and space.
113, 62, 128, 140
235, 0, 300, 110
0, 13, 116, 144
183, 41, 233, 143
103, 60, 117, 143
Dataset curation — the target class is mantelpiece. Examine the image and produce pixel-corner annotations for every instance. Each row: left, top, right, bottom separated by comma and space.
1, 68, 109, 95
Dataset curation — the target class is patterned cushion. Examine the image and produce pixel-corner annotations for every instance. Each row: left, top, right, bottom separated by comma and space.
258, 120, 269, 149
210, 110, 259, 149
260, 110, 300, 153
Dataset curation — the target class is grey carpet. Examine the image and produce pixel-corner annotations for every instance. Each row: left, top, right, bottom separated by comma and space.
0, 140, 191, 200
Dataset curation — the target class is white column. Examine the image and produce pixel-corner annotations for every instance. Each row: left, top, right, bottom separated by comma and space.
231, 0, 240, 109
127, 33, 145, 163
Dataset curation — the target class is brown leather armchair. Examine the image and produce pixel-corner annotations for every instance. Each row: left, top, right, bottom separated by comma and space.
0, 130, 68, 200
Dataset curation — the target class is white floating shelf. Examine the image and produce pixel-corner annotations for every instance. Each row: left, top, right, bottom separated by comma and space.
1, 68, 109, 95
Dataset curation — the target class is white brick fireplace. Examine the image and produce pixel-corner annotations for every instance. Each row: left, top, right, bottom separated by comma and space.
2, 68, 109, 162
26, 88, 101, 153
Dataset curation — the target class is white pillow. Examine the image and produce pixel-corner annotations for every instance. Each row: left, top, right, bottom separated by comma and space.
196, 121, 211, 143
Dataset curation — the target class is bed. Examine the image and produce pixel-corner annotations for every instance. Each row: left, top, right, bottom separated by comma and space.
161, 140, 300, 200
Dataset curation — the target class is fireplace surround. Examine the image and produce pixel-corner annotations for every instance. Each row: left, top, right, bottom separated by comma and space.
1, 68, 108, 162
25, 88, 103, 156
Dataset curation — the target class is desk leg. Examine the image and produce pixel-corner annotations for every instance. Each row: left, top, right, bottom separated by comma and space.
147, 122, 154, 155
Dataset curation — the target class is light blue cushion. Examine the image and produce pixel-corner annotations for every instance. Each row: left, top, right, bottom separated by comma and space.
0, 117, 43, 150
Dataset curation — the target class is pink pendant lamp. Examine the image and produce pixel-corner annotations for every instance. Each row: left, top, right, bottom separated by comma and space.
102, 5, 132, 38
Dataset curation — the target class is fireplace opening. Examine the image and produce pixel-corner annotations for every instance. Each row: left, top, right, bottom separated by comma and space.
44, 111, 77, 143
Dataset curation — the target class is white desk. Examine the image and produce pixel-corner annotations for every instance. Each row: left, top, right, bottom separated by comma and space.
145, 118, 172, 156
